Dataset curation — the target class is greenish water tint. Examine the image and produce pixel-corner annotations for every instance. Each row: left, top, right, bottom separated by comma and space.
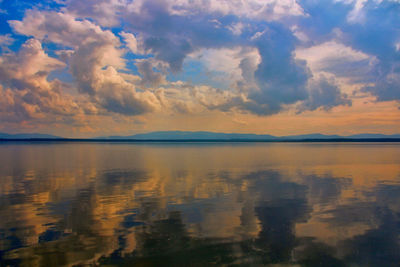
0, 143, 400, 266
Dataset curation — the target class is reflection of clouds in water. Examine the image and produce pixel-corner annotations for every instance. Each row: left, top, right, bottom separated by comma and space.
310, 182, 400, 266
0, 144, 400, 265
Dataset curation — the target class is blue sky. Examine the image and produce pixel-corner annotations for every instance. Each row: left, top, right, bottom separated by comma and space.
0, 0, 399, 136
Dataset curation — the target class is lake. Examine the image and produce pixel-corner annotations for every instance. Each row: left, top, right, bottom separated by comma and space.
0, 142, 400, 266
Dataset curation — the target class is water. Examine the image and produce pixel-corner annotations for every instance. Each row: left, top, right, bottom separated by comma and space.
0, 142, 399, 266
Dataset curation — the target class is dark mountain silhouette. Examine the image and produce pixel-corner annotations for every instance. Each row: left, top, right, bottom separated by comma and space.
0, 132, 61, 139
95, 131, 400, 140
1, 131, 400, 141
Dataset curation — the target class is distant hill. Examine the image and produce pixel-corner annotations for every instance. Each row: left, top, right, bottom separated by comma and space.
96, 131, 400, 140
96, 131, 278, 140
1, 131, 399, 141
345, 133, 400, 139
279, 133, 342, 140
0, 133, 61, 139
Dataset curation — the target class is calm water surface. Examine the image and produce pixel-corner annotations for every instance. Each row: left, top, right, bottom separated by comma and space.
0, 142, 400, 266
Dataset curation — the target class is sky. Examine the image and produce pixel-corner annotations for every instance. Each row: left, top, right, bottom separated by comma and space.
0, 0, 399, 137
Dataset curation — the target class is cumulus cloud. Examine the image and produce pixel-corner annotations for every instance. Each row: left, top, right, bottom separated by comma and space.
0, 38, 65, 83
248, 25, 311, 115
120, 0, 240, 72
65, 0, 306, 26
0, 39, 84, 123
58, 0, 353, 116
166, 0, 306, 21
135, 59, 167, 87
63, 0, 126, 27
92, 66, 162, 115
189, 46, 261, 89
68, 38, 162, 115
341, 0, 400, 102
120, 31, 140, 54
299, 75, 352, 112
363, 71, 400, 102
115, 0, 303, 73
10, 10, 162, 116
298, 0, 400, 103
157, 82, 247, 114
9, 10, 119, 49
2, 0, 399, 133
296, 41, 377, 82
7, 1, 357, 120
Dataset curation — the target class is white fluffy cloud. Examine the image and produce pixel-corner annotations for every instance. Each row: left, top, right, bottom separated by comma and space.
0, 38, 65, 80
9, 10, 162, 116
10, 11, 119, 49
120, 31, 140, 54
189, 46, 261, 89
296, 41, 377, 82
0, 39, 84, 123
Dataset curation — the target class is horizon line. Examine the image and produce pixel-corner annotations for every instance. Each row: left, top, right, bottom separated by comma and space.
1, 138, 400, 143
2, 130, 400, 139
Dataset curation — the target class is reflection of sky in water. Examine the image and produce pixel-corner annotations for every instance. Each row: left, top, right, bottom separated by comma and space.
0, 143, 400, 266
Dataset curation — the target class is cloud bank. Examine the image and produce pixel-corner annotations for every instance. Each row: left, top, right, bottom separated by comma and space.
0, 0, 399, 134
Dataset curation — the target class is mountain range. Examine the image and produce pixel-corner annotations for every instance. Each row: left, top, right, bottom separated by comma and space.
0, 132, 61, 139
2, 131, 397, 140
98, 131, 400, 140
